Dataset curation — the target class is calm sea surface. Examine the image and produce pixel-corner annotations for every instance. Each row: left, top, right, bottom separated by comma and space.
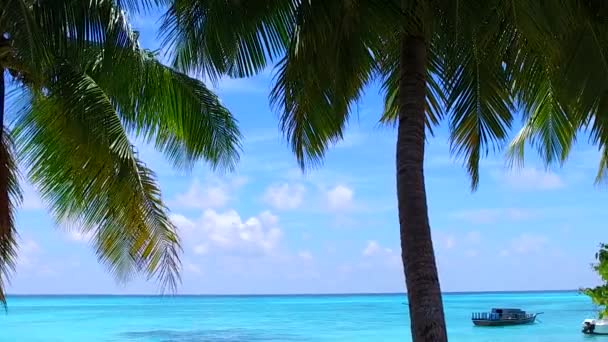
1, 291, 600, 341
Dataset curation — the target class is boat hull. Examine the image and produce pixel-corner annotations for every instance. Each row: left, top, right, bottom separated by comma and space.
473, 316, 536, 327
582, 319, 608, 335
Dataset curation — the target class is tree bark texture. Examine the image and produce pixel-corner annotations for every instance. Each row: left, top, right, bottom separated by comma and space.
397, 35, 448, 342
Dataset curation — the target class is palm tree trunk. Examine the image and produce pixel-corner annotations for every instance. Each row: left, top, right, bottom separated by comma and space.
0, 67, 4, 132
397, 35, 448, 341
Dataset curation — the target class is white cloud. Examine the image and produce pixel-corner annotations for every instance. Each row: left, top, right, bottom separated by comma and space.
174, 180, 228, 209
193, 244, 208, 255
298, 251, 313, 261
433, 231, 456, 250
37, 265, 57, 276
363, 240, 381, 256
445, 236, 456, 249
14, 237, 76, 277
21, 239, 40, 254
510, 233, 548, 254
59, 220, 94, 243
263, 183, 306, 210
22, 183, 44, 211
172, 177, 247, 210
335, 130, 366, 148
433, 230, 479, 254
361, 241, 400, 270
450, 208, 537, 224
499, 167, 564, 191
67, 231, 94, 243
171, 209, 282, 257
326, 185, 354, 211
184, 262, 202, 275
497, 233, 548, 257
15, 238, 46, 273
171, 214, 194, 229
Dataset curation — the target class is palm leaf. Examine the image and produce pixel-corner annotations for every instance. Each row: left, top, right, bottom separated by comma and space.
0, 0, 50, 80
3, 0, 140, 87
115, 0, 166, 14
506, 2, 608, 180
507, 73, 576, 168
14, 66, 181, 291
445, 19, 515, 190
160, 0, 296, 80
588, 93, 608, 184
596, 146, 608, 185
32, 0, 138, 50
11, 0, 242, 172
88, 47, 242, 171
269, 0, 388, 168
378, 36, 447, 137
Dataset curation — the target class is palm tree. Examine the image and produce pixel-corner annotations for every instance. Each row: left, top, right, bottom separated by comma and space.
160, 0, 608, 340
581, 243, 608, 319
506, 2, 608, 181
0, 0, 241, 305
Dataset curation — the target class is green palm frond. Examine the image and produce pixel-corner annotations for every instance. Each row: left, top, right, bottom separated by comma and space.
13, 0, 243, 172
559, 9, 608, 185
445, 25, 515, 190
596, 146, 608, 185
85, 46, 242, 171
588, 94, 608, 184
161, 0, 296, 80
269, 0, 389, 168
115, 0, 166, 13
1, 0, 49, 79
3, 0, 141, 86
507, 75, 576, 169
14, 66, 181, 291
378, 37, 447, 137
505, 2, 608, 181
32, 0, 138, 50
0, 0, 244, 302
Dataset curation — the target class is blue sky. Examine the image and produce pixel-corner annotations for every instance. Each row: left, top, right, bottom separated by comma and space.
7, 10, 608, 295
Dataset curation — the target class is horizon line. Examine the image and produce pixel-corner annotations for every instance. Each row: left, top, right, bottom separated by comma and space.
6, 289, 580, 297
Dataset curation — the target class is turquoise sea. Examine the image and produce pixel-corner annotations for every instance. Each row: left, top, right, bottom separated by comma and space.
1, 291, 601, 341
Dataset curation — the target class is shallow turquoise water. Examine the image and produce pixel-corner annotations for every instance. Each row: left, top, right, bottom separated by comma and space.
1, 292, 601, 341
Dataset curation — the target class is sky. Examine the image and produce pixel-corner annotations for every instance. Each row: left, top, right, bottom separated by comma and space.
7, 9, 608, 295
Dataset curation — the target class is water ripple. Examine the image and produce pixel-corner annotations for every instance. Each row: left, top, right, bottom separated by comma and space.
120, 328, 305, 342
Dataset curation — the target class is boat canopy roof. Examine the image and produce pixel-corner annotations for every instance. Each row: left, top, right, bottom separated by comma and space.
491, 308, 525, 314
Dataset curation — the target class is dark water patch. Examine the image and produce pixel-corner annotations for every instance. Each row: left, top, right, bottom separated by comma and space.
120, 328, 305, 341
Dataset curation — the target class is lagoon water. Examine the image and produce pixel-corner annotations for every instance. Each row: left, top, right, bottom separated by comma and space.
1, 291, 599, 341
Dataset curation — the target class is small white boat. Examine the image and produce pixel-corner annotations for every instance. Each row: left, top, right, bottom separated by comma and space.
582, 319, 608, 335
